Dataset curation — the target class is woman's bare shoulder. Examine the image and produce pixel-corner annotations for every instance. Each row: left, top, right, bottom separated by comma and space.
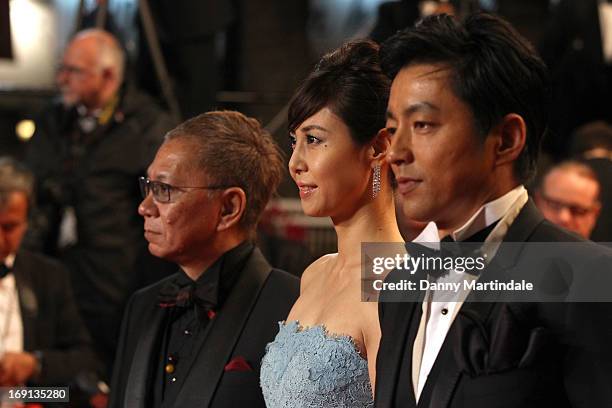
300, 253, 337, 292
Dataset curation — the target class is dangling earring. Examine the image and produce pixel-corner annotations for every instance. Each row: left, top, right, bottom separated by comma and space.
372, 164, 381, 199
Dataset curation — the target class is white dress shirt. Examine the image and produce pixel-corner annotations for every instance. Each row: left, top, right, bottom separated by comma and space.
0, 254, 24, 355
412, 185, 529, 400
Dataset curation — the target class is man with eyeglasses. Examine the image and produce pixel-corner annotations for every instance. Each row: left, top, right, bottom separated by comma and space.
109, 111, 299, 408
24, 29, 174, 380
535, 161, 602, 239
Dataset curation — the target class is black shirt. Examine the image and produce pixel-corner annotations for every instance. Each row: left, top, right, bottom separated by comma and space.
152, 241, 255, 406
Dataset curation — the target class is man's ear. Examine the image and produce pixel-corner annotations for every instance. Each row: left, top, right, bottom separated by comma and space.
493, 113, 526, 168
216, 187, 247, 232
370, 128, 392, 164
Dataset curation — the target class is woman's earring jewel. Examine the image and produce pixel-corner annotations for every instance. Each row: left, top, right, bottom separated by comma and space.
372, 164, 381, 199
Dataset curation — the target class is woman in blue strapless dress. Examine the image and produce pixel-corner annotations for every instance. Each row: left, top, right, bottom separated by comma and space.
259, 39, 403, 407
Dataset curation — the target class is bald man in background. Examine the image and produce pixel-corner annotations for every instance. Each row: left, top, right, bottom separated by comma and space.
25, 29, 174, 378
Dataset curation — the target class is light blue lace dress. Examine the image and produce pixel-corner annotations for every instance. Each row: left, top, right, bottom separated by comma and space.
260, 320, 374, 408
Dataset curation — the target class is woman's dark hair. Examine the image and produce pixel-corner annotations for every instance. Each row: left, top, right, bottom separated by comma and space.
380, 12, 551, 183
288, 39, 390, 145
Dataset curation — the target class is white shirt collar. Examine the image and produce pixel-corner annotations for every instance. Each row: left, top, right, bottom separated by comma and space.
452, 185, 526, 241
412, 185, 527, 244
413, 220, 440, 244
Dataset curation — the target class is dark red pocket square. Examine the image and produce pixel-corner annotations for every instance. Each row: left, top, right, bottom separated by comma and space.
224, 356, 253, 372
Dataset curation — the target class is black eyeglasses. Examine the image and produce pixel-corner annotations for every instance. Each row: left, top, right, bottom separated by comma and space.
540, 193, 596, 217
139, 177, 231, 203
56, 63, 93, 77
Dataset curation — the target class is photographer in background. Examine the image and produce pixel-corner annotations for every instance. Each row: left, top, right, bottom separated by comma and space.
24, 29, 174, 379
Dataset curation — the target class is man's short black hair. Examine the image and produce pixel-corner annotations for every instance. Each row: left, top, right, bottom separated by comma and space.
380, 12, 551, 183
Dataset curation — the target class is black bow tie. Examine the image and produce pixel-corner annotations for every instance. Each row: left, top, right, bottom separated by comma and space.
158, 278, 218, 323
0, 263, 11, 279
406, 221, 500, 278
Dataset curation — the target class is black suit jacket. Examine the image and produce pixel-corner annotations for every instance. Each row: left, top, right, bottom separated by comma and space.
109, 248, 299, 408
13, 250, 99, 385
375, 200, 612, 408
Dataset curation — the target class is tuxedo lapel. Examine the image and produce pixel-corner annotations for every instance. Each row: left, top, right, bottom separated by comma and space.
13, 253, 38, 351
417, 199, 544, 408
502, 199, 543, 243
376, 270, 424, 408
401, 302, 423, 407
421, 294, 500, 408
172, 248, 272, 407
124, 304, 166, 408
419, 346, 460, 408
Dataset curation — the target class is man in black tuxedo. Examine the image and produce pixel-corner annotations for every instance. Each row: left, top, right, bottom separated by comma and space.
375, 13, 612, 408
109, 111, 299, 408
0, 157, 99, 388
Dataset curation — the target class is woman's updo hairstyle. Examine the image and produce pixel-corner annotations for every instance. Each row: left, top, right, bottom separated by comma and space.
288, 39, 390, 145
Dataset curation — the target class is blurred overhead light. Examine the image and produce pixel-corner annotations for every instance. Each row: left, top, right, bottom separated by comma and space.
16, 119, 35, 141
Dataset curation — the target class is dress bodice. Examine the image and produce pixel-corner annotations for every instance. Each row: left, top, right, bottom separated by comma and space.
260, 320, 374, 408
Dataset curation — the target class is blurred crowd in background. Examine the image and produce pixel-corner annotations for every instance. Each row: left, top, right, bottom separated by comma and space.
0, 0, 611, 406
